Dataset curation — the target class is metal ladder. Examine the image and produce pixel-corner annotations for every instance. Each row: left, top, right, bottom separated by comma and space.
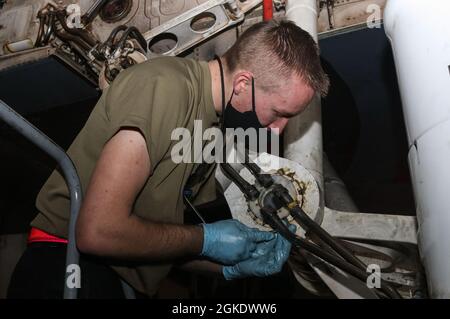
0, 99, 135, 299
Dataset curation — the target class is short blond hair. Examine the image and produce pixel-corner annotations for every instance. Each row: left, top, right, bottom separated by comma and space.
223, 20, 329, 97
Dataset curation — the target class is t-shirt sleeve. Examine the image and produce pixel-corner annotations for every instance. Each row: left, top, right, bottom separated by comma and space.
102, 62, 191, 171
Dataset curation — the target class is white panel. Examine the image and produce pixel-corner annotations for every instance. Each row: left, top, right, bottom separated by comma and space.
385, 0, 450, 145
385, 0, 450, 298
410, 120, 450, 298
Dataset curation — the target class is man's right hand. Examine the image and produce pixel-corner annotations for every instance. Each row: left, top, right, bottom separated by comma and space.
200, 219, 275, 265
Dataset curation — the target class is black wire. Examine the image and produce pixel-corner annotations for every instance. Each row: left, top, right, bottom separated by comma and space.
82, 0, 109, 26
220, 163, 259, 201
260, 207, 401, 299
42, 14, 55, 45
242, 161, 273, 188
289, 205, 368, 270
271, 184, 367, 270
217, 146, 400, 298
272, 186, 401, 298
215, 56, 226, 133
105, 25, 128, 47
115, 26, 147, 53
55, 11, 96, 48
35, 14, 45, 47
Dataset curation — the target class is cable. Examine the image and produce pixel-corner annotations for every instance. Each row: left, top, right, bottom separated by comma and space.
269, 185, 401, 298
271, 185, 367, 270
55, 10, 97, 47
105, 25, 128, 47
220, 163, 259, 201
184, 195, 206, 224
260, 206, 401, 299
237, 148, 274, 188
290, 205, 367, 270
82, 0, 109, 26
115, 26, 147, 53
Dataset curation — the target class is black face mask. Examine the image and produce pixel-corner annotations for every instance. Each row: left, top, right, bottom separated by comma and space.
216, 57, 264, 131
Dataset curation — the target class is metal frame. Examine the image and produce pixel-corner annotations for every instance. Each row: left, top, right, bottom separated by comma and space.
0, 99, 82, 298
144, 0, 251, 58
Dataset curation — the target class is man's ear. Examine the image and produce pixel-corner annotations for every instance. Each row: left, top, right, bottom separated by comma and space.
232, 71, 253, 95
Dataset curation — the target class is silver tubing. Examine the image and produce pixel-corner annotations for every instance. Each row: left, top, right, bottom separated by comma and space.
0, 99, 82, 299
120, 279, 136, 299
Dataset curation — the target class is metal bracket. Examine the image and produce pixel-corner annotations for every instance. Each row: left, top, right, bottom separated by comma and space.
322, 207, 418, 245
144, 0, 262, 58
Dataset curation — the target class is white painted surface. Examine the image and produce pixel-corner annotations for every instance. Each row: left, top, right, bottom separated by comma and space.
385, 0, 450, 298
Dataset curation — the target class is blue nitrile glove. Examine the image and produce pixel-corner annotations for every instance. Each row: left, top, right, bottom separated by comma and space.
200, 219, 275, 265
222, 224, 296, 280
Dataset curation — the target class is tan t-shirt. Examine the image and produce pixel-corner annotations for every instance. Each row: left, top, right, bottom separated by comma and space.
31, 56, 219, 296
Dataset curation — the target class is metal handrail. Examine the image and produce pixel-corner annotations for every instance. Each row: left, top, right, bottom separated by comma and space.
0, 99, 81, 299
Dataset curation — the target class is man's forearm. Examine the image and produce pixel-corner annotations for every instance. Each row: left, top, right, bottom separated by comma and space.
176, 259, 224, 277
77, 213, 204, 262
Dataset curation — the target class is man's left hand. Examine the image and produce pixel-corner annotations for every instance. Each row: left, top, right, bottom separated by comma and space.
222, 225, 295, 280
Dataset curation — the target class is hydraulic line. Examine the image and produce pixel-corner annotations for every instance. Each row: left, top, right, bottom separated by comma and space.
225, 148, 367, 271
242, 161, 274, 188
35, 14, 46, 47
272, 185, 367, 270
230, 148, 367, 271
239, 151, 274, 188
274, 186, 403, 299
291, 207, 366, 270
260, 207, 402, 299
114, 26, 147, 52
105, 25, 128, 47
82, 0, 109, 25
53, 20, 92, 51
42, 14, 55, 44
55, 11, 97, 47
220, 163, 259, 200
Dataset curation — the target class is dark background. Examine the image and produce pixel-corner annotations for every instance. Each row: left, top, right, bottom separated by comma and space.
320, 26, 414, 215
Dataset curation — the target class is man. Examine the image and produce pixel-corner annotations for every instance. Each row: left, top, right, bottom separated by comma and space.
8, 20, 329, 298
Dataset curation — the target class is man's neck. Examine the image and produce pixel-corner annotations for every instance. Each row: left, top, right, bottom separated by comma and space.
208, 58, 233, 115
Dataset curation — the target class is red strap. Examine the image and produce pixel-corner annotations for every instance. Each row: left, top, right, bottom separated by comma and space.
263, 0, 273, 21
28, 227, 68, 244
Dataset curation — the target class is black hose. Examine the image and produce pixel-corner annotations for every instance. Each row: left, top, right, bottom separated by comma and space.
241, 162, 273, 188
35, 14, 46, 47
290, 205, 368, 270
42, 14, 55, 45
82, 0, 109, 25
220, 163, 259, 201
235, 148, 273, 188
260, 207, 401, 299
220, 149, 400, 298
105, 25, 128, 47
55, 11, 97, 47
54, 28, 92, 51
272, 185, 367, 270
115, 26, 147, 53
275, 187, 401, 298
